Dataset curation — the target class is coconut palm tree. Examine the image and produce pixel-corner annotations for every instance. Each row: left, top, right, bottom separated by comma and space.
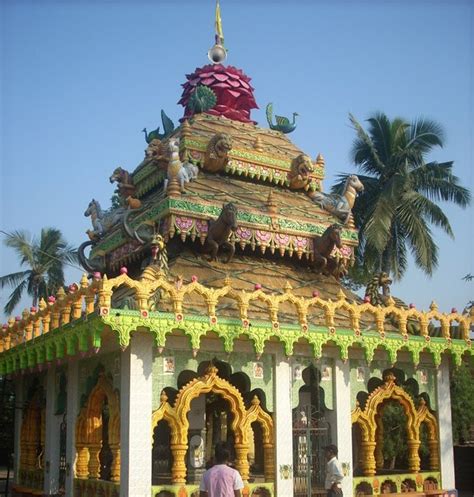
334, 112, 471, 280
0, 228, 78, 315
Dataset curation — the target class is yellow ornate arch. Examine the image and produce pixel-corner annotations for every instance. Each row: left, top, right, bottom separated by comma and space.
351, 373, 428, 476
20, 390, 45, 474
171, 365, 249, 483
243, 396, 275, 481
75, 373, 120, 482
151, 391, 180, 445
415, 398, 440, 470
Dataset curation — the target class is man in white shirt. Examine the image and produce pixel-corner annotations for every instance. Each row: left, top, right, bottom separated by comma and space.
324, 444, 344, 497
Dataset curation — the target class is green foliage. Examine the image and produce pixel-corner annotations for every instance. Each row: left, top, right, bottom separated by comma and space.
334, 112, 471, 281
0, 228, 78, 314
450, 362, 474, 444
382, 402, 408, 469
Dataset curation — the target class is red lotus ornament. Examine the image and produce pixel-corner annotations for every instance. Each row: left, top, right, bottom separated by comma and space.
179, 64, 258, 123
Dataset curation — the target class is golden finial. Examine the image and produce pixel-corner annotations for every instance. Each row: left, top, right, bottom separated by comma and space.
80, 274, 89, 288
22, 308, 29, 320
316, 153, 325, 167
266, 191, 277, 214
429, 301, 438, 311
39, 298, 47, 311
254, 136, 264, 152
284, 281, 293, 293
224, 275, 232, 286
384, 372, 396, 384
251, 395, 260, 406
386, 296, 395, 306
181, 119, 191, 138
160, 390, 169, 404
56, 287, 66, 300
337, 289, 346, 301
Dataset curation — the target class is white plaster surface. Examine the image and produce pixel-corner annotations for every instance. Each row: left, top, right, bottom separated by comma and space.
334, 359, 353, 497
120, 333, 153, 497
65, 359, 78, 497
274, 354, 293, 497
436, 357, 455, 489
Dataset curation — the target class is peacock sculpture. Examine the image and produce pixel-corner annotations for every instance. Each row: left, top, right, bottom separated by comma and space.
142, 109, 175, 143
266, 103, 298, 134
187, 85, 217, 114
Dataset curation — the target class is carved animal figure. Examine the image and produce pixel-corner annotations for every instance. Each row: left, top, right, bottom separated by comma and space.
162, 140, 198, 193
312, 224, 342, 275
140, 234, 169, 274
126, 196, 142, 210
205, 202, 238, 263
187, 85, 217, 114
203, 133, 233, 172
310, 175, 364, 224
287, 154, 314, 190
365, 272, 393, 306
142, 110, 175, 143
84, 199, 125, 236
266, 103, 298, 134
109, 167, 136, 199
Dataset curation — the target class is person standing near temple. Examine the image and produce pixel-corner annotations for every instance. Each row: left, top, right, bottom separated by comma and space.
324, 444, 344, 497
200, 441, 244, 497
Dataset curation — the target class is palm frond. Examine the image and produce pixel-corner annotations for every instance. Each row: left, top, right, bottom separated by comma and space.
407, 118, 444, 152
400, 191, 454, 238
3, 230, 35, 267
0, 270, 31, 289
349, 113, 385, 175
410, 162, 471, 206
3, 279, 28, 315
397, 201, 438, 275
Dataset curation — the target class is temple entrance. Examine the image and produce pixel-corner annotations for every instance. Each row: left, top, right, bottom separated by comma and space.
186, 392, 235, 484
292, 365, 331, 497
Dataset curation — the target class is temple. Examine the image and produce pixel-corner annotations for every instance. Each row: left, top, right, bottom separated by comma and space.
1, 3, 472, 497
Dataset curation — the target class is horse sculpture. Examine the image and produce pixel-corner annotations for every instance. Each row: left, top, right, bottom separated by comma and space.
310, 175, 364, 224
84, 199, 124, 236
312, 224, 342, 275
205, 202, 238, 263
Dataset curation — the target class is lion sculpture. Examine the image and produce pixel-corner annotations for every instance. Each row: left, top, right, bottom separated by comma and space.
203, 133, 233, 172
287, 154, 314, 190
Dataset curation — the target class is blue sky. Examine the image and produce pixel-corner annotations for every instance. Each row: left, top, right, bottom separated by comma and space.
1, 0, 473, 320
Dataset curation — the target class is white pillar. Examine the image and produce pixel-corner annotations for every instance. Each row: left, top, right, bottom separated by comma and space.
436, 356, 455, 489
274, 353, 293, 496
44, 364, 61, 494
334, 359, 353, 497
65, 359, 79, 497
13, 375, 24, 485
120, 332, 154, 497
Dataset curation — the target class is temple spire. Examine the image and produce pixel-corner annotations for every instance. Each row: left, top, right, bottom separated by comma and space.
215, 0, 224, 47
208, 0, 227, 64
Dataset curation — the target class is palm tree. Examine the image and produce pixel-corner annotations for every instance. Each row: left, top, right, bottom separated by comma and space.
334, 112, 471, 280
0, 228, 78, 315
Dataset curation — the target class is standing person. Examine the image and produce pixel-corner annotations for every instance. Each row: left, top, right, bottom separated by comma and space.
200, 441, 244, 497
324, 444, 344, 497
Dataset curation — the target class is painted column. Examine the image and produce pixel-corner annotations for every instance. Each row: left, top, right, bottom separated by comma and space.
274, 353, 293, 496
44, 364, 61, 494
120, 332, 154, 497
436, 356, 455, 489
13, 375, 24, 485
65, 358, 79, 497
334, 359, 353, 497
